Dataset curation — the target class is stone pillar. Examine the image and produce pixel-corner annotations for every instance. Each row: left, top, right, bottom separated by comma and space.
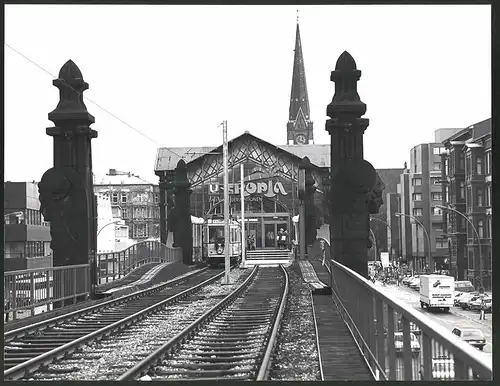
38, 60, 97, 304
172, 160, 193, 265
155, 171, 167, 245
301, 157, 317, 250
325, 52, 377, 278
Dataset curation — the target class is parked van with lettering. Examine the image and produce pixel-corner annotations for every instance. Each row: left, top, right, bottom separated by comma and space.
420, 275, 454, 312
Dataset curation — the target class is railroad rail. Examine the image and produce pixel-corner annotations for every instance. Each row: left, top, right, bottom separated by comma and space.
4, 266, 230, 380
118, 265, 289, 381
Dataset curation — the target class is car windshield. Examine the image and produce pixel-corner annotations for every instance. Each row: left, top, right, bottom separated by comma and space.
462, 330, 484, 339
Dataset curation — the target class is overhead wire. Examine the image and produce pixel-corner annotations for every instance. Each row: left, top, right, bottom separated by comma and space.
4, 43, 195, 161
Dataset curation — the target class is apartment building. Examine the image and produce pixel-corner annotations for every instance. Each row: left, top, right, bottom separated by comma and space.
94, 169, 160, 242
440, 118, 492, 289
4, 182, 52, 271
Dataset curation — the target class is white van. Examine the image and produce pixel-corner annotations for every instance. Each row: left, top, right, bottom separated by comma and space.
420, 275, 454, 312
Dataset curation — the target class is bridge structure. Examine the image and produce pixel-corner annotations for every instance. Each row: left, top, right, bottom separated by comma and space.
3, 53, 492, 381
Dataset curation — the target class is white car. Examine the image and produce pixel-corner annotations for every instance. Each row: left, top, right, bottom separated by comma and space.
409, 277, 421, 290
432, 356, 455, 379
394, 332, 420, 357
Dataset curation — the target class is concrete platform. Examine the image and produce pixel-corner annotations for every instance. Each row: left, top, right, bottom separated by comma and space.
297, 260, 331, 295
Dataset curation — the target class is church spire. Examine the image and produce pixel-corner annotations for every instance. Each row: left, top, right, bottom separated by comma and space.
287, 17, 314, 145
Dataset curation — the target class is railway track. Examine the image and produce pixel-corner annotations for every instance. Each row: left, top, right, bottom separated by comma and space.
118, 265, 289, 381
4, 266, 233, 381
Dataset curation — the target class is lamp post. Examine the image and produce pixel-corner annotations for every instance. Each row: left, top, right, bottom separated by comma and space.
433, 204, 483, 289
97, 220, 120, 236
370, 216, 393, 262
369, 228, 378, 262
395, 213, 432, 273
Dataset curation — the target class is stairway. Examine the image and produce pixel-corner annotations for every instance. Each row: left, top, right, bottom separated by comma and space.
244, 249, 291, 266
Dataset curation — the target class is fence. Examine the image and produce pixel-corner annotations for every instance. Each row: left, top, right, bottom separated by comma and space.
328, 258, 492, 381
96, 240, 182, 284
4, 241, 182, 321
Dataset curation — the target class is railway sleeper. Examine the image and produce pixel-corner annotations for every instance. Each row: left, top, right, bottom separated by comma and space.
158, 362, 258, 370
154, 368, 256, 377
183, 343, 263, 350
178, 350, 261, 357
176, 355, 256, 363
193, 335, 265, 342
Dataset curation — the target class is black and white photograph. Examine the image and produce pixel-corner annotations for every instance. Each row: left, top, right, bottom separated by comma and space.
4, 3, 492, 381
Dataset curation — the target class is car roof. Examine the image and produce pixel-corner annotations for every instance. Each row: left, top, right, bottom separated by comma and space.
454, 327, 482, 332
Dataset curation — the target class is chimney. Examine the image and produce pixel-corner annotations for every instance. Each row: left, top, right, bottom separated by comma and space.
109, 169, 117, 176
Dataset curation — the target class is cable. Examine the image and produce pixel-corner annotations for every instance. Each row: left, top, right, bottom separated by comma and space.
5, 43, 189, 161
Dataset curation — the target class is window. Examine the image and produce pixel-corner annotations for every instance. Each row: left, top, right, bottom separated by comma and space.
432, 222, 443, 230
154, 193, 159, 203
485, 152, 492, 175
432, 207, 442, 216
486, 185, 491, 206
434, 162, 442, 171
413, 208, 423, 216
478, 220, 484, 238
431, 177, 441, 185
459, 153, 465, 171
122, 208, 128, 218
444, 158, 449, 176
121, 192, 128, 203
412, 178, 422, 186
112, 193, 118, 204
436, 239, 447, 248
431, 192, 442, 201
476, 157, 483, 174
459, 181, 465, 199
433, 147, 444, 155
412, 193, 422, 201
134, 223, 147, 238
476, 188, 484, 207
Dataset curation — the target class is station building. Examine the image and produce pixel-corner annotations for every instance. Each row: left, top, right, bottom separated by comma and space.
154, 22, 396, 250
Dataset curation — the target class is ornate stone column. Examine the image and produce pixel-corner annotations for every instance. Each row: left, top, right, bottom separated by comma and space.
172, 160, 193, 265
325, 52, 377, 278
38, 60, 98, 303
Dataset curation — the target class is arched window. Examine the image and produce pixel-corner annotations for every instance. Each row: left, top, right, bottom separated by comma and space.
476, 188, 484, 207
477, 220, 484, 238
476, 157, 483, 174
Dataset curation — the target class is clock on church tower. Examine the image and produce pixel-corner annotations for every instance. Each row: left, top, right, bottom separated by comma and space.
295, 133, 307, 145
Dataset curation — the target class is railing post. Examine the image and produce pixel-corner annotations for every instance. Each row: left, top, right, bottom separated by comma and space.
387, 305, 396, 380
46, 270, 51, 312
105, 255, 109, 283
12, 276, 17, 321
30, 272, 36, 316
72, 268, 77, 304
401, 315, 413, 380
421, 332, 432, 380
375, 297, 385, 374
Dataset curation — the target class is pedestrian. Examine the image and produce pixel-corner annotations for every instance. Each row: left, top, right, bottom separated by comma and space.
277, 229, 284, 250
479, 296, 487, 321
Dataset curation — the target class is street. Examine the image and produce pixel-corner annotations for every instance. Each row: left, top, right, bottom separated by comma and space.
376, 281, 492, 369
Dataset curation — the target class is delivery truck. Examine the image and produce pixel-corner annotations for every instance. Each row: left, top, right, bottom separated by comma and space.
420, 275, 454, 312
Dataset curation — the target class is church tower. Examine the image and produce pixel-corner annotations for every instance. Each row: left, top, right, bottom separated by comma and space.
287, 20, 314, 145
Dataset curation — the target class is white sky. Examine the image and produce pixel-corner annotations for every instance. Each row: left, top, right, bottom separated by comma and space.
5, 4, 491, 184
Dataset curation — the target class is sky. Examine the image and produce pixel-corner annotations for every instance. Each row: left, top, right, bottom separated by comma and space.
5, 4, 491, 184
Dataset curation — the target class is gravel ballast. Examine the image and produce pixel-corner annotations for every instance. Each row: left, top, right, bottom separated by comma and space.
270, 265, 321, 381
26, 269, 250, 381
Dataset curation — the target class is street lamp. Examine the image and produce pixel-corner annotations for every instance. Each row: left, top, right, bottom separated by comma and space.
433, 204, 483, 289
395, 213, 432, 273
97, 220, 121, 236
369, 228, 378, 262
370, 216, 393, 262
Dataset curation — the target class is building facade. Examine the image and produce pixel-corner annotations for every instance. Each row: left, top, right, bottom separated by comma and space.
94, 169, 160, 243
4, 182, 52, 271
96, 192, 115, 253
440, 118, 492, 289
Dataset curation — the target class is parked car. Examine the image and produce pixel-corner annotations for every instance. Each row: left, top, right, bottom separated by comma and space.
454, 280, 475, 293
456, 292, 479, 309
463, 294, 483, 310
409, 277, 421, 290
469, 294, 492, 311
394, 332, 420, 356
482, 298, 492, 313
406, 275, 419, 287
432, 356, 455, 380
402, 275, 413, 285
451, 327, 486, 351
454, 292, 464, 306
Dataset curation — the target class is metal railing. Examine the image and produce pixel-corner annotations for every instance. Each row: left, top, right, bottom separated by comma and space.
4, 241, 182, 322
328, 258, 492, 381
4, 264, 90, 322
96, 241, 182, 285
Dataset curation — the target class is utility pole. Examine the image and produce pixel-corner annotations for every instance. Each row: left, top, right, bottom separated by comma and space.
240, 163, 246, 268
222, 120, 230, 284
